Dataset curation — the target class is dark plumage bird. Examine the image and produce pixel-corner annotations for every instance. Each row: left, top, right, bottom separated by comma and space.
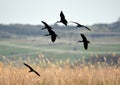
41, 21, 57, 42
56, 11, 68, 26
23, 63, 40, 77
78, 34, 90, 50
70, 21, 91, 31
41, 21, 52, 30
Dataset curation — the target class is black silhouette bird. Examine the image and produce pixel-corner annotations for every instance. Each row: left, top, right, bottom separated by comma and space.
41, 21, 52, 30
78, 34, 90, 50
56, 11, 68, 26
23, 63, 40, 77
41, 21, 57, 42
70, 21, 91, 31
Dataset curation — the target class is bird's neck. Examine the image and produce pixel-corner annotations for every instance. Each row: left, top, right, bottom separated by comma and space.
88, 41, 90, 43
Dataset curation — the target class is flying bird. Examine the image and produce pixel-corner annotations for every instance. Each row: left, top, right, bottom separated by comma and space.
78, 34, 90, 50
23, 63, 40, 77
56, 11, 68, 26
41, 21, 57, 42
41, 21, 52, 30
70, 21, 91, 31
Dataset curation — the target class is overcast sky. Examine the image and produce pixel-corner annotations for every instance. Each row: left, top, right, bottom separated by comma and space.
0, 0, 120, 25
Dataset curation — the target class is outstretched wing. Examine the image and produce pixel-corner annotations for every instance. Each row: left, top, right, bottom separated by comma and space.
41, 21, 48, 26
82, 25, 91, 31
24, 63, 33, 70
34, 71, 40, 76
81, 34, 89, 50
24, 63, 40, 77
70, 21, 91, 31
41, 21, 52, 29
83, 42, 88, 50
70, 21, 80, 25
81, 34, 87, 41
60, 11, 65, 20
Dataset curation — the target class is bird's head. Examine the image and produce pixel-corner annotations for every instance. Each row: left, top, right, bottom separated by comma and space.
56, 21, 60, 23
88, 41, 90, 44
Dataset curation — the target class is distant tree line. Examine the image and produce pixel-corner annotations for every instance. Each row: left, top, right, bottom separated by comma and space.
0, 20, 120, 38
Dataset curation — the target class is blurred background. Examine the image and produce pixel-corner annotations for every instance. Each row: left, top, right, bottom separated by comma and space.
0, 0, 120, 66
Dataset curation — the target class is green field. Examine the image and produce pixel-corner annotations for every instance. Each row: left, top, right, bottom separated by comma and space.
0, 36, 120, 61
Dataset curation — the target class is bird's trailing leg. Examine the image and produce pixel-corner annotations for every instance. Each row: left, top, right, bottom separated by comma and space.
41, 27, 46, 30
44, 34, 50, 36
56, 21, 60, 24
78, 40, 83, 42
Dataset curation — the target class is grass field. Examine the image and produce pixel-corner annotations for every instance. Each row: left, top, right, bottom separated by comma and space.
0, 60, 120, 85
0, 37, 120, 59
0, 33, 120, 85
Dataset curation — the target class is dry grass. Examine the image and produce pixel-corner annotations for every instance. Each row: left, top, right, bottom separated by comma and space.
0, 63, 119, 85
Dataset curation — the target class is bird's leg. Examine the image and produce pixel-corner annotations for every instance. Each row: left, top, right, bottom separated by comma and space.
41, 28, 46, 30
78, 40, 83, 42
56, 21, 60, 23
44, 34, 50, 36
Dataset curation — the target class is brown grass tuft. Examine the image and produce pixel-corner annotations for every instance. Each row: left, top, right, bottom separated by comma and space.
0, 65, 119, 85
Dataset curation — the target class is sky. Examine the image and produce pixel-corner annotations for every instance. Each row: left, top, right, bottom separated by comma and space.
0, 0, 120, 25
